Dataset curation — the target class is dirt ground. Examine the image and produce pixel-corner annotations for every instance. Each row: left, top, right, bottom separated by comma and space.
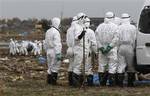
0, 56, 150, 96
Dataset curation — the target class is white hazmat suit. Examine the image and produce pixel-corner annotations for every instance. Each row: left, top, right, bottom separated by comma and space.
9, 39, 15, 55
20, 41, 28, 56
71, 12, 89, 87
95, 12, 119, 86
117, 13, 137, 87
45, 17, 62, 85
14, 40, 20, 54
66, 16, 77, 72
84, 18, 97, 76
66, 16, 78, 86
96, 15, 118, 74
84, 18, 97, 86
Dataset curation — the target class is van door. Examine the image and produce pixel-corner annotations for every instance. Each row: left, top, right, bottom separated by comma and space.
136, 6, 150, 65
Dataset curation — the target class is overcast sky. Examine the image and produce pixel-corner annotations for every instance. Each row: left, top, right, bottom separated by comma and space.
0, 0, 145, 21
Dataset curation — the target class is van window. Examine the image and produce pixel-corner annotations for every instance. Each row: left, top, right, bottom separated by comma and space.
138, 6, 150, 33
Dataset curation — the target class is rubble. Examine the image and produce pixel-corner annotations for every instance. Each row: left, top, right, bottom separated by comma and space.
139, 73, 150, 80
0, 55, 69, 84
0, 57, 9, 61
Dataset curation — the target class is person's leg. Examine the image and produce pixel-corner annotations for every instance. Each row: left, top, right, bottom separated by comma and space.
98, 52, 107, 86
67, 47, 74, 86
85, 54, 93, 86
51, 49, 61, 85
125, 46, 136, 87
108, 47, 118, 86
72, 47, 83, 87
117, 46, 127, 87
46, 51, 52, 84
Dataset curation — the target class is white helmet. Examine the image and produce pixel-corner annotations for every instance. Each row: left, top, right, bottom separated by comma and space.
51, 17, 61, 28
105, 11, 115, 18
77, 12, 87, 20
121, 13, 130, 19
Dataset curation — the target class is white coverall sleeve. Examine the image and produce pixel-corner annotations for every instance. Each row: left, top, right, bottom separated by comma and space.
95, 26, 102, 48
66, 29, 71, 47
90, 30, 97, 53
53, 32, 62, 54
110, 26, 119, 47
74, 25, 83, 40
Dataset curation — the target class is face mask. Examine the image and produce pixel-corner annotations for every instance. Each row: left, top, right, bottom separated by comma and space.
84, 22, 90, 28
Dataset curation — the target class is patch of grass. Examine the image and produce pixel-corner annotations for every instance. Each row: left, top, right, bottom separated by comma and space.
3, 79, 150, 96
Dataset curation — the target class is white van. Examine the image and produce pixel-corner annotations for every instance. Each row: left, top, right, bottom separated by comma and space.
136, 0, 150, 73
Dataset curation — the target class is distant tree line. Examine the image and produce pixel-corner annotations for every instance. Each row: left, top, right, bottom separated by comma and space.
0, 17, 104, 35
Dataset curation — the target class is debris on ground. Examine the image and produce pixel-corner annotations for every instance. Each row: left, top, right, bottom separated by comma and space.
0, 57, 9, 61
0, 56, 150, 96
139, 73, 150, 80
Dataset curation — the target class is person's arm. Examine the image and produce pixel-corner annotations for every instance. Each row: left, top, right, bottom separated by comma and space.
109, 26, 119, 47
90, 30, 97, 53
53, 31, 62, 54
95, 26, 102, 49
74, 25, 83, 40
78, 29, 86, 40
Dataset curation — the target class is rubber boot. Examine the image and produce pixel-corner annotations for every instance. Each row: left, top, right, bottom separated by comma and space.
115, 73, 119, 86
72, 73, 81, 87
87, 75, 93, 86
108, 73, 116, 86
51, 72, 58, 85
99, 72, 108, 86
127, 72, 135, 87
80, 74, 84, 86
47, 74, 52, 84
68, 72, 73, 86
118, 73, 124, 87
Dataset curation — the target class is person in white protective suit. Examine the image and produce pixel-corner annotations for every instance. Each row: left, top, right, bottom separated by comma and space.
20, 41, 28, 56
14, 40, 20, 55
33, 40, 37, 55
45, 17, 62, 85
95, 12, 119, 86
117, 13, 137, 87
32, 40, 41, 56
70, 12, 89, 87
9, 38, 15, 55
84, 17, 97, 86
19, 41, 24, 55
30, 41, 36, 55
66, 16, 78, 86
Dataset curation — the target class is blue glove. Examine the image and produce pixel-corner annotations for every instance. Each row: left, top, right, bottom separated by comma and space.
105, 45, 113, 53
56, 53, 62, 61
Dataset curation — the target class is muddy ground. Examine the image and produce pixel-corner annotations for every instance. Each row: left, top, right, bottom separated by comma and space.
0, 56, 150, 96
